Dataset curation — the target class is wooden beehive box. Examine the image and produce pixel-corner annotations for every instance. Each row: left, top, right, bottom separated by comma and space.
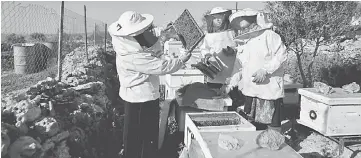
164, 69, 204, 100
184, 112, 255, 148
298, 88, 361, 136
183, 112, 301, 158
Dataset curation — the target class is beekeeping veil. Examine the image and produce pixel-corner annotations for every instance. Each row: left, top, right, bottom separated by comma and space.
230, 8, 273, 40
204, 7, 232, 33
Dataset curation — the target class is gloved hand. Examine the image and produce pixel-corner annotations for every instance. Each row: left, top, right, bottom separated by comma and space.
252, 69, 268, 83
227, 72, 241, 87
222, 46, 236, 56
179, 48, 192, 63
204, 53, 213, 62
151, 50, 163, 58
219, 85, 230, 97
223, 72, 242, 94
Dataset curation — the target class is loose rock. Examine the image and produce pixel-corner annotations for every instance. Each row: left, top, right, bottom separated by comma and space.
34, 117, 60, 137
256, 129, 285, 151
218, 134, 244, 151
8, 136, 41, 158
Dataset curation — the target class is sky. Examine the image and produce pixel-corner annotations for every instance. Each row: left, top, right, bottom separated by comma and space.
17, 1, 265, 27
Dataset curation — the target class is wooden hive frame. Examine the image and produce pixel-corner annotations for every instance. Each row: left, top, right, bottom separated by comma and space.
172, 9, 205, 53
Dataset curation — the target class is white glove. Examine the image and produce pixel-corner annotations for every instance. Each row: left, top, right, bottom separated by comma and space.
225, 72, 242, 93
153, 27, 163, 37
232, 72, 242, 86
252, 69, 267, 83
179, 48, 191, 63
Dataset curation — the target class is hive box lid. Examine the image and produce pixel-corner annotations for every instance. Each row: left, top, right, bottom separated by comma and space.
298, 88, 361, 105
200, 131, 302, 158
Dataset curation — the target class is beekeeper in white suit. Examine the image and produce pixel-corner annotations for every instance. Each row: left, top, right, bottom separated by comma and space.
108, 11, 191, 158
229, 8, 287, 131
200, 7, 244, 111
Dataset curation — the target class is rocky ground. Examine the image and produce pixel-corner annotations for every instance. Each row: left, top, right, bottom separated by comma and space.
1, 46, 124, 158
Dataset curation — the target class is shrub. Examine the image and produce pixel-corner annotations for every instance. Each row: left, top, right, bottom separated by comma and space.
285, 51, 361, 87
30, 33, 47, 42
6, 33, 26, 44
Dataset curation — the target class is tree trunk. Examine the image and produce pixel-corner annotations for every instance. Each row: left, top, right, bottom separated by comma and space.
295, 51, 308, 87
307, 38, 321, 87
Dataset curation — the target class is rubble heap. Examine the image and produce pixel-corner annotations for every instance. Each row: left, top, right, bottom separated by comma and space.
1, 46, 123, 158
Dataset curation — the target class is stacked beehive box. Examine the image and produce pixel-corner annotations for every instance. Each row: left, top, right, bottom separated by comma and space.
298, 88, 361, 136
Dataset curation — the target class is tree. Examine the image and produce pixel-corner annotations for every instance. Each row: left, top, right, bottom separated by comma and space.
355, 2, 361, 19
6, 33, 26, 44
265, 1, 358, 87
30, 33, 47, 42
75, 34, 83, 41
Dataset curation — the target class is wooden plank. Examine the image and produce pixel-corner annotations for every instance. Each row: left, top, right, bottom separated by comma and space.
200, 131, 303, 158
57, 1, 64, 82
298, 88, 361, 105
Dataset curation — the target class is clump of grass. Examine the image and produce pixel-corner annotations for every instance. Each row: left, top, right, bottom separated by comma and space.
1, 61, 57, 95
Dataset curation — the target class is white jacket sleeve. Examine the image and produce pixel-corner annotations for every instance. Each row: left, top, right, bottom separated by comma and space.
228, 58, 242, 85
127, 51, 184, 75
262, 30, 287, 74
199, 36, 212, 58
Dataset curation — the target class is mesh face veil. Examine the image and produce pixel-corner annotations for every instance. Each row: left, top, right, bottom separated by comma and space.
205, 10, 232, 33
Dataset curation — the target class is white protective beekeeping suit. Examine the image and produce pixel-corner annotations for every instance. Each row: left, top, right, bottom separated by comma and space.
229, 9, 287, 100
200, 7, 237, 84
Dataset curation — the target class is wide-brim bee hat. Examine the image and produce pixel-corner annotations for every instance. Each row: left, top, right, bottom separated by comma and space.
205, 7, 232, 33
108, 11, 154, 36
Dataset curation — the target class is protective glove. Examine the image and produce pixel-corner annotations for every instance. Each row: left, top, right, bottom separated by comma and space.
153, 27, 163, 37
204, 53, 213, 62
179, 48, 192, 63
222, 46, 236, 56
252, 69, 268, 83
223, 72, 242, 93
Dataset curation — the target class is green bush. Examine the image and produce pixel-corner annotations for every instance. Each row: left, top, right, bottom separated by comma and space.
285, 51, 361, 87
30, 33, 47, 42
1, 55, 14, 71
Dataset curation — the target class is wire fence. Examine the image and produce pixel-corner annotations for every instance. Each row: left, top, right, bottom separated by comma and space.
1, 1, 108, 94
